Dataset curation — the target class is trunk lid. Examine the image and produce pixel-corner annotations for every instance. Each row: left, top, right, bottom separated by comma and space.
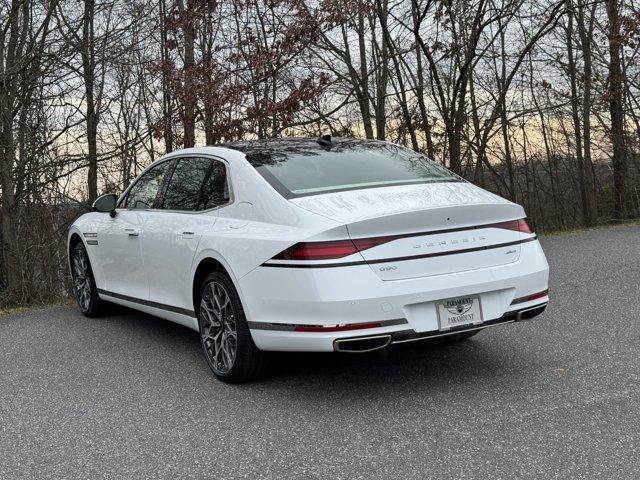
291, 182, 527, 280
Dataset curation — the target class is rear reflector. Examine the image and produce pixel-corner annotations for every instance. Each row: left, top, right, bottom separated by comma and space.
526, 289, 549, 301
511, 289, 549, 305
294, 322, 383, 333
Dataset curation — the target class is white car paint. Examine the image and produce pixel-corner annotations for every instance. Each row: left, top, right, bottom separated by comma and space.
68, 141, 549, 352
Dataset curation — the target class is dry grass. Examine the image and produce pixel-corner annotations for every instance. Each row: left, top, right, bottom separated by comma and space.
0, 299, 74, 317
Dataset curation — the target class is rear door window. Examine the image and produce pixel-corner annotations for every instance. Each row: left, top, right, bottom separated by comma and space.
161, 157, 229, 211
200, 160, 229, 209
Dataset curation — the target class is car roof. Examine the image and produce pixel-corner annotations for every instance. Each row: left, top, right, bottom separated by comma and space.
225, 136, 367, 150
226, 136, 381, 151
153, 137, 386, 168
223, 137, 387, 166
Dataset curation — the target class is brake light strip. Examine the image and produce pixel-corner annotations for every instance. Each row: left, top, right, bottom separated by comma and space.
263, 236, 537, 268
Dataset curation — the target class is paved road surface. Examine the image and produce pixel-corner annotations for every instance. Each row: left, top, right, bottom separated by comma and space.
1, 225, 639, 479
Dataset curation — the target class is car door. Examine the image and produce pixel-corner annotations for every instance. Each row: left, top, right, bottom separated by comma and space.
141, 156, 230, 313
98, 159, 173, 300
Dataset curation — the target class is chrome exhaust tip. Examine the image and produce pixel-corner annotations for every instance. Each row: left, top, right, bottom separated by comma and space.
334, 335, 392, 353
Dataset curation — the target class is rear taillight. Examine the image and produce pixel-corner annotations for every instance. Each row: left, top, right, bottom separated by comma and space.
272, 236, 396, 261
272, 218, 532, 262
492, 218, 533, 234
273, 240, 358, 261
352, 236, 399, 250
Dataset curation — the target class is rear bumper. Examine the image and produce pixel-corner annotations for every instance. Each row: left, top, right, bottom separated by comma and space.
334, 302, 547, 352
249, 299, 548, 352
239, 239, 549, 352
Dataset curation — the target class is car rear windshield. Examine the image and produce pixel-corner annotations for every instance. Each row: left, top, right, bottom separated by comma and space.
239, 140, 461, 198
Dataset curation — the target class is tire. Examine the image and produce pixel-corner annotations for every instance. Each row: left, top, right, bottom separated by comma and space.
70, 243, 108, 317
198, 271, 268, 383
445, 330, 481, 342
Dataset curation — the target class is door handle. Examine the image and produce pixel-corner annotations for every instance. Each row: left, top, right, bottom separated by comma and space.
181, 231, 195, 239
125, 228, 139, 237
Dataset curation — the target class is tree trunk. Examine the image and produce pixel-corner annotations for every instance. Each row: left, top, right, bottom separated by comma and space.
566, 4, 590, 226
575, 0, 598, 225
159, 0, 173, 152
181, 0, 196, 148
0, 1, 21, 300
356, 15, 374, 139
82, 0, 98, 203
376, 0, 417, 149
0, 96, 21, 303
470, 71, 484, 186
448, 127, 462, 175
606, 0, 627, 218
373, 1, 389, 140
411, 3, 435, 159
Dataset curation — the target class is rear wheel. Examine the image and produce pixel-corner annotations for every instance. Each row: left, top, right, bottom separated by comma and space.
198, 271, 267, 383
71, 243, 107, 317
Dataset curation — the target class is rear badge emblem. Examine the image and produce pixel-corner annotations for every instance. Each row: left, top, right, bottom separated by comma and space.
445, 298, 474, 315
379, 266, 397, 271
413, 236, 486, 249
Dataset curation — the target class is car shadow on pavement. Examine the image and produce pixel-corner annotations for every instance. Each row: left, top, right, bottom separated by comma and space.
106, 306, 534, 395
265, 340, 522, 391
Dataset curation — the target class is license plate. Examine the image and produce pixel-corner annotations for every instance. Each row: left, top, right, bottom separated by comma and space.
437, 296, 483, 331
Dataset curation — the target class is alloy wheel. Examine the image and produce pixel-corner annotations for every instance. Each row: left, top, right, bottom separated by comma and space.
72, 248, 92, 311
200, 281, 238, 375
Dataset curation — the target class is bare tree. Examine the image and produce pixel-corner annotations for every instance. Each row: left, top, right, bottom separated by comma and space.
606, 0, 627, 217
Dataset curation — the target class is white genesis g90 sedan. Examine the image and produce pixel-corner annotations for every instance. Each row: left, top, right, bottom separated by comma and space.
68, 137, 549, 383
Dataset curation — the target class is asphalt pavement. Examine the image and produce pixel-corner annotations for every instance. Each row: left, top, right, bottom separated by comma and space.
1, 224, 639, 479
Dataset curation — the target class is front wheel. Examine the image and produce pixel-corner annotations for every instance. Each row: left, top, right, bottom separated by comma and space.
198, 272, 267, 383
71, 243, 108, 317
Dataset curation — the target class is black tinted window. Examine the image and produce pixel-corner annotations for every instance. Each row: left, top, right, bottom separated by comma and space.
201, 161, 229, 209
162, 157, 229, 211
124, 160, 172, 209
235, 139, 460, 198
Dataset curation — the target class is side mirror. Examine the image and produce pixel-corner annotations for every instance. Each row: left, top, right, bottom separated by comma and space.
93, 193, 118, 217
